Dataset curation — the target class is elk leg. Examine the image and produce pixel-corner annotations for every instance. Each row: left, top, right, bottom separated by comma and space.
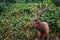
43, 35, 47, 40
36, 31, 42, 40
39, 33, 44, 40
41, 22, 49, 40
43, 33, 49, 40
36, 32, 44, 40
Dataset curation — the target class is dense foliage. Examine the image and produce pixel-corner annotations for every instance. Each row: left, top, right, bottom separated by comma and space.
0, 0, 60, 40
52, 0, 60, 6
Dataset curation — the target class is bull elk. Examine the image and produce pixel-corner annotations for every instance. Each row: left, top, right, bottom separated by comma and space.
30, 3, 49, 40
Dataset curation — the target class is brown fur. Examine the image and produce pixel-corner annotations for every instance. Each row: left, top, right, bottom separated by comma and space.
31, 20, 49, 40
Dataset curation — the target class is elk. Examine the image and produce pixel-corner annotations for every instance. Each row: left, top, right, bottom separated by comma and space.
30, 3, 49, 40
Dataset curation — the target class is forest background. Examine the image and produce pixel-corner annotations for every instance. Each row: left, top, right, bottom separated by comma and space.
0, 0, 60, 40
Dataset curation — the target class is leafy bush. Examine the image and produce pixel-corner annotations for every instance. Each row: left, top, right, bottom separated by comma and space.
0, 0, 60, 40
